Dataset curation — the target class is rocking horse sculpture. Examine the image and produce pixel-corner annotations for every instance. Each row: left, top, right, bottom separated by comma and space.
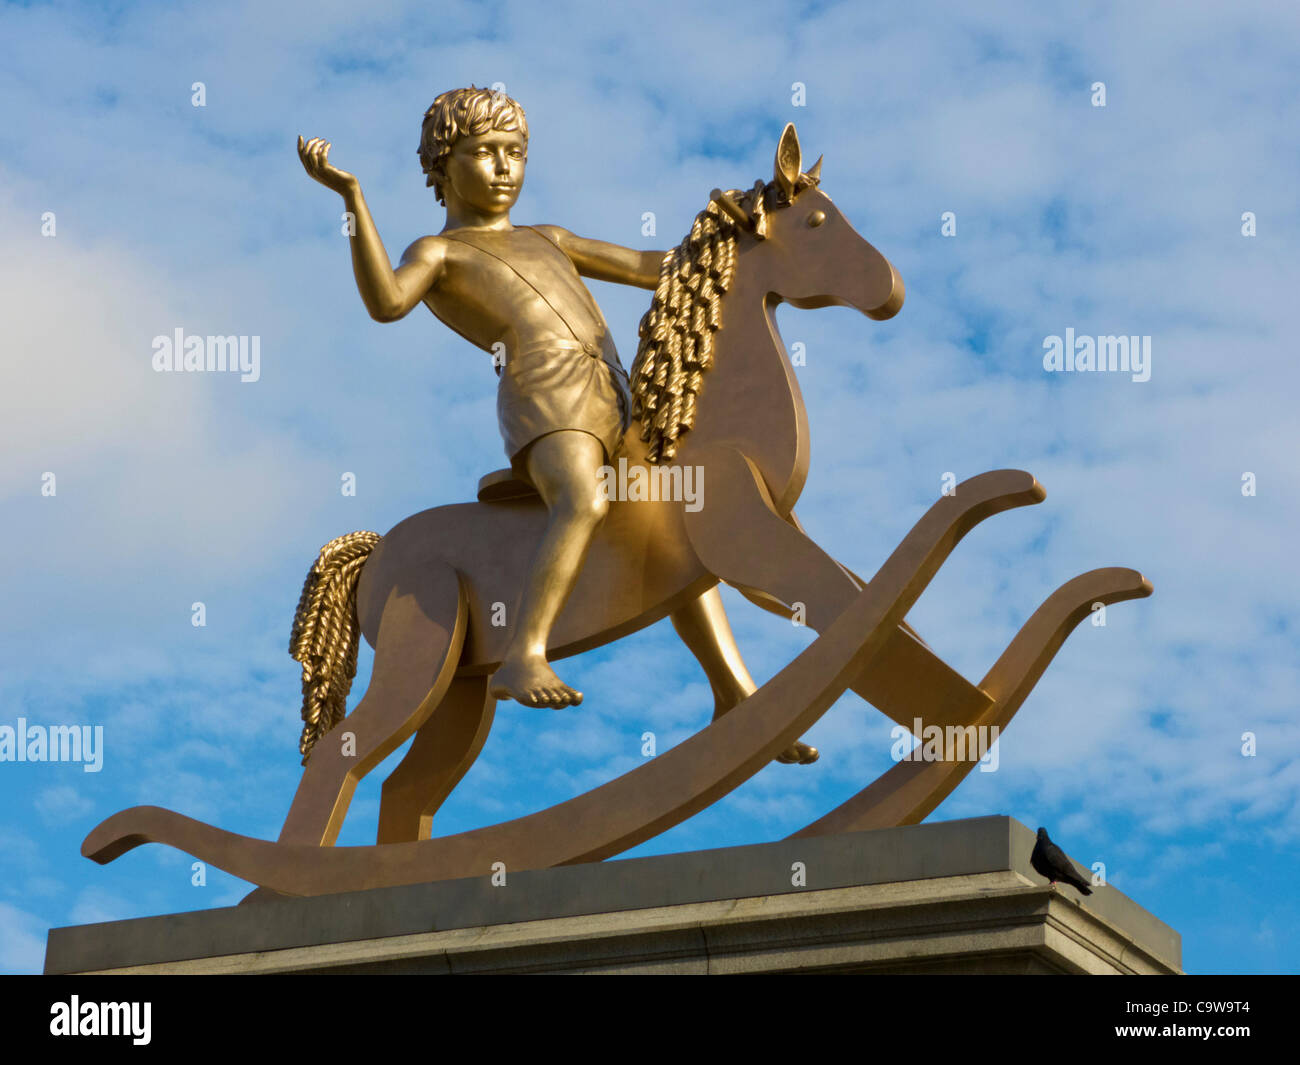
82, 118, 1151, 899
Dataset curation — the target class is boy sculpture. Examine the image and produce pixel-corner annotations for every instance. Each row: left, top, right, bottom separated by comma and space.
298, 86, 816, 763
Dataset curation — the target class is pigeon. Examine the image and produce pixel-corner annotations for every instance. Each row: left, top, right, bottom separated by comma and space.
1030, 827, 1093, 895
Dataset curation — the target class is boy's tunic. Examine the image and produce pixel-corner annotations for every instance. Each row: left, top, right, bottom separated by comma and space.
440, 226, 632, 479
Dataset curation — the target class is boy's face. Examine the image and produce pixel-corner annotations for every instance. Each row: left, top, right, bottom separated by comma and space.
442, 129, 526, 214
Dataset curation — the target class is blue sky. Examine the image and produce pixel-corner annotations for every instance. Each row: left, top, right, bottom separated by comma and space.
2, 0, 1297, 974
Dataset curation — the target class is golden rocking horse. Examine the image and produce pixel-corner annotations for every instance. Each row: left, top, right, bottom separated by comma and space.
83, 126, 1151, 897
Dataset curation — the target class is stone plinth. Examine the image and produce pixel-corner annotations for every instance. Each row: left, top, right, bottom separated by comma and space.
44, 816, 1180, 975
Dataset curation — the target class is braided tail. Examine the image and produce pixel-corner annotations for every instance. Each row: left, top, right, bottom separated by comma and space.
289, 531, 382, 764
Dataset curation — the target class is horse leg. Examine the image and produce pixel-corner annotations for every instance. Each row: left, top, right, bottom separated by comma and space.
375, 675, 494, 843
685, 447, 858, 630
684, 446, 1012, 737
670, 587, 819, 764
277, 563, 467, 847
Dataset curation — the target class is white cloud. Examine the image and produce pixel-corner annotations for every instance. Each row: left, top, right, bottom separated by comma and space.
33, 786, 96, 828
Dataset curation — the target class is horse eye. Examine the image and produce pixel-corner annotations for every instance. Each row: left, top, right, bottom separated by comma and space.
807, 210, 826, 228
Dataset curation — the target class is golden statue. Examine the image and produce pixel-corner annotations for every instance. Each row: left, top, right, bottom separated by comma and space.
297, 87, 815, 762
81, 90, 1152, 899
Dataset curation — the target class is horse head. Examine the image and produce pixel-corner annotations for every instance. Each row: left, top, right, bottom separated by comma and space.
714, 123, 903, 321
633, 128, 905, 497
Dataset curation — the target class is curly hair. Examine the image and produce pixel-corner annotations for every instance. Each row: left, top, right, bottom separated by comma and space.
418, 86, 529, 205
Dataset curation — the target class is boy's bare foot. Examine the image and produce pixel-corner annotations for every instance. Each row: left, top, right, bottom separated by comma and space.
713, 692, 819, 765
775, 741, 820, 765
490, 652, 583, 708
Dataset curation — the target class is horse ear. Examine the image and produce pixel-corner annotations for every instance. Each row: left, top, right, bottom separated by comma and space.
795, 155, 823, 194
774, 123, 801, 201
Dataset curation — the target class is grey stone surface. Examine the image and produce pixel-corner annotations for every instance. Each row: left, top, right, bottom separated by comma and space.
45, 816, 1181, 975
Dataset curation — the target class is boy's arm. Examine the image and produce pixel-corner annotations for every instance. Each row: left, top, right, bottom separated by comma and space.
536, 226, 666, 290
298, 136, 444, 322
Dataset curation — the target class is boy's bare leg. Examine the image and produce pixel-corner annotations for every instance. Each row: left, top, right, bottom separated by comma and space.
490, 430, 609, 708
670, 586, 819, 764
489, 430, 820, 762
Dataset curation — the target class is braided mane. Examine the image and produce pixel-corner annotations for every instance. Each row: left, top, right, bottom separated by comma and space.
629, 184, 771, 463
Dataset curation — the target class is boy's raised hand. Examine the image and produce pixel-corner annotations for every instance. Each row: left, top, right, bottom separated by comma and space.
297, 135, 357, 194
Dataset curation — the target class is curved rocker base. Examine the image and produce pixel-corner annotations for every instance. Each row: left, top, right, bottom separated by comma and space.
80, 471, 1152, 899
790, 566, 1152, 838
81, 565, 916, 895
